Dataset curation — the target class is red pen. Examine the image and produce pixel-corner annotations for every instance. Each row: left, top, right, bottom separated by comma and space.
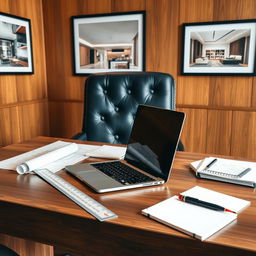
178, 195, 237, 214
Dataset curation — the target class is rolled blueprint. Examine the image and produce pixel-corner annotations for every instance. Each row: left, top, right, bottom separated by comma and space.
16, 143, 78, 174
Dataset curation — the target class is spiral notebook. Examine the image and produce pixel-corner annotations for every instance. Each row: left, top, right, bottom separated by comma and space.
190, 157, 256, 187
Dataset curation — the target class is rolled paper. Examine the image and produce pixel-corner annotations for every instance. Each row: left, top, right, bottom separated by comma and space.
16, 143, 78, 174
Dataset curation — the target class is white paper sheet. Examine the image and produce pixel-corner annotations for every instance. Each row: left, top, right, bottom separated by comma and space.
0, 141, 101, 174
16, 143, 79, 174
85, 145, 127, 159
0, 141, 70, 170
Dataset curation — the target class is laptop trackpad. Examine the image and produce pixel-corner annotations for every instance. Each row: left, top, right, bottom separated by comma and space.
78, 170, 122, 189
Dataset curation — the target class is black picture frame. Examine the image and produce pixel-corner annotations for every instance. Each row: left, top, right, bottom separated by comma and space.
181, 19, 256, 76
71, 11, 146, 75
0, 12, 34, 75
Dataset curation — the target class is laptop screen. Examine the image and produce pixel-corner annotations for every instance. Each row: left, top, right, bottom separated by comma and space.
124, 105, 185, 182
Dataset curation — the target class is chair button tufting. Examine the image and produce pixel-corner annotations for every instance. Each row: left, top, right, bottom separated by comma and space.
115, 107, 119, 112
101, 116, 105, 121
103, 90, 107, 94
150, 89, 154, 94
127, 89, 131, 94
114, 135, 119, 140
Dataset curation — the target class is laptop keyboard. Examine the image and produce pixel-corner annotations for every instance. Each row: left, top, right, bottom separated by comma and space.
91, 161, 155, 185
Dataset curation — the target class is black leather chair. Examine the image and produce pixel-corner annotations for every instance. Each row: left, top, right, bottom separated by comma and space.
0, 245, 19, 256
73, 72, 184, 151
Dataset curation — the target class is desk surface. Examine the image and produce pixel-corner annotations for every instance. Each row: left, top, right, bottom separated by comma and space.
0, 136, 255, 256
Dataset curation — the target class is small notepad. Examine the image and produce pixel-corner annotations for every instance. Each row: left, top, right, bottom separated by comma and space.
142, 186, 250, 241
190, 157, 256, 187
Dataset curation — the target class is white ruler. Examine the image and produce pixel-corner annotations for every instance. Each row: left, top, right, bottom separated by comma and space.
34, 169, 118, 221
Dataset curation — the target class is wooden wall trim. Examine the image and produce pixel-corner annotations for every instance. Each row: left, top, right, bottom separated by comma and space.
177, 104, 256, 112
0, 99, 48, 110
47, 101, 256, 113
49, 99, 83, 104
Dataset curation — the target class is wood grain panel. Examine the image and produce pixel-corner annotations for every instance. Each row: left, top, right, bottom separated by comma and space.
0, 0, 10, 11
177, 107, 207, 153
79, 0, 111, 14
179, 0, 214, 22
206, 110, 232, 155
252, 78, 256, 108
209, 76, 253, 107
0, 234, 54, 256
43, 0, 112, 102
231, 111, 256, 159
176, 76, 210, 105
49, 101, 83, 138
0, 2, 18, 106
0, 0, 48, 148
9, 0, 47, 101
177, 0, 213, 106
112, 0, 145, 12
43, 0, 84, 101
0, 107, 20, 146
213, 0, 256, 20
0, 76, 18, 105
18, 102, 49, 141
145, 0, 179, 77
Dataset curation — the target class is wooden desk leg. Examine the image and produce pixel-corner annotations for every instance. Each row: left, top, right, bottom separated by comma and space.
0, 234, 54, 256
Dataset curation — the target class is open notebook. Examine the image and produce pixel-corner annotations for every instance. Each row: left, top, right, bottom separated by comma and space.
142, 186, 250, 241
190, 157, 256, 188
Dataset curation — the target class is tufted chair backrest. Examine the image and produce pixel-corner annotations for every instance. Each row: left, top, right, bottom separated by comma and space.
81, 72, 176, 145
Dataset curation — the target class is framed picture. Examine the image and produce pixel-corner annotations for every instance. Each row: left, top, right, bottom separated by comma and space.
71, 11, 146, 75
0, 12, 33, 74
181, 19, 256, 76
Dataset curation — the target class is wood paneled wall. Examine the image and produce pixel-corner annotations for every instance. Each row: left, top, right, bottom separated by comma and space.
0, 0, 50, 253
42, 0, 256, 159
0, 0, 49, 147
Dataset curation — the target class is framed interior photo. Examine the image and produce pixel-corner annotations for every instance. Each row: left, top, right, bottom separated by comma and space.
0, 12, 33, 74
71, 11, 145, 75
181, 19, 256, 76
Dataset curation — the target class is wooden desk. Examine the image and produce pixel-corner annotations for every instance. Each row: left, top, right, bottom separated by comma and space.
0, 137, 255, 256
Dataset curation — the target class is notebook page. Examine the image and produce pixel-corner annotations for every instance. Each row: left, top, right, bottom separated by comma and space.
142, 186, 250, 240
142, 195, 237, 241
181, 186, 251, 213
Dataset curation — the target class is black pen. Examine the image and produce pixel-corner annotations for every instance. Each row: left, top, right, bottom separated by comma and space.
178, 195, 237, 214
205, 158, 217, 169
238, 168, 251, 178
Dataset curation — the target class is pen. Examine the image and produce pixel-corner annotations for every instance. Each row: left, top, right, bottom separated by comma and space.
178, 195, 237, 214
238, 168, 251, 178
205, 158, 217, 169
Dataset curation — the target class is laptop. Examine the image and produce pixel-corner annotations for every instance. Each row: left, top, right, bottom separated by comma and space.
65, 105, 185, 193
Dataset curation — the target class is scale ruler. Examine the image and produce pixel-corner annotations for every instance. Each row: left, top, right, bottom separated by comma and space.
34, 169, 118, 221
